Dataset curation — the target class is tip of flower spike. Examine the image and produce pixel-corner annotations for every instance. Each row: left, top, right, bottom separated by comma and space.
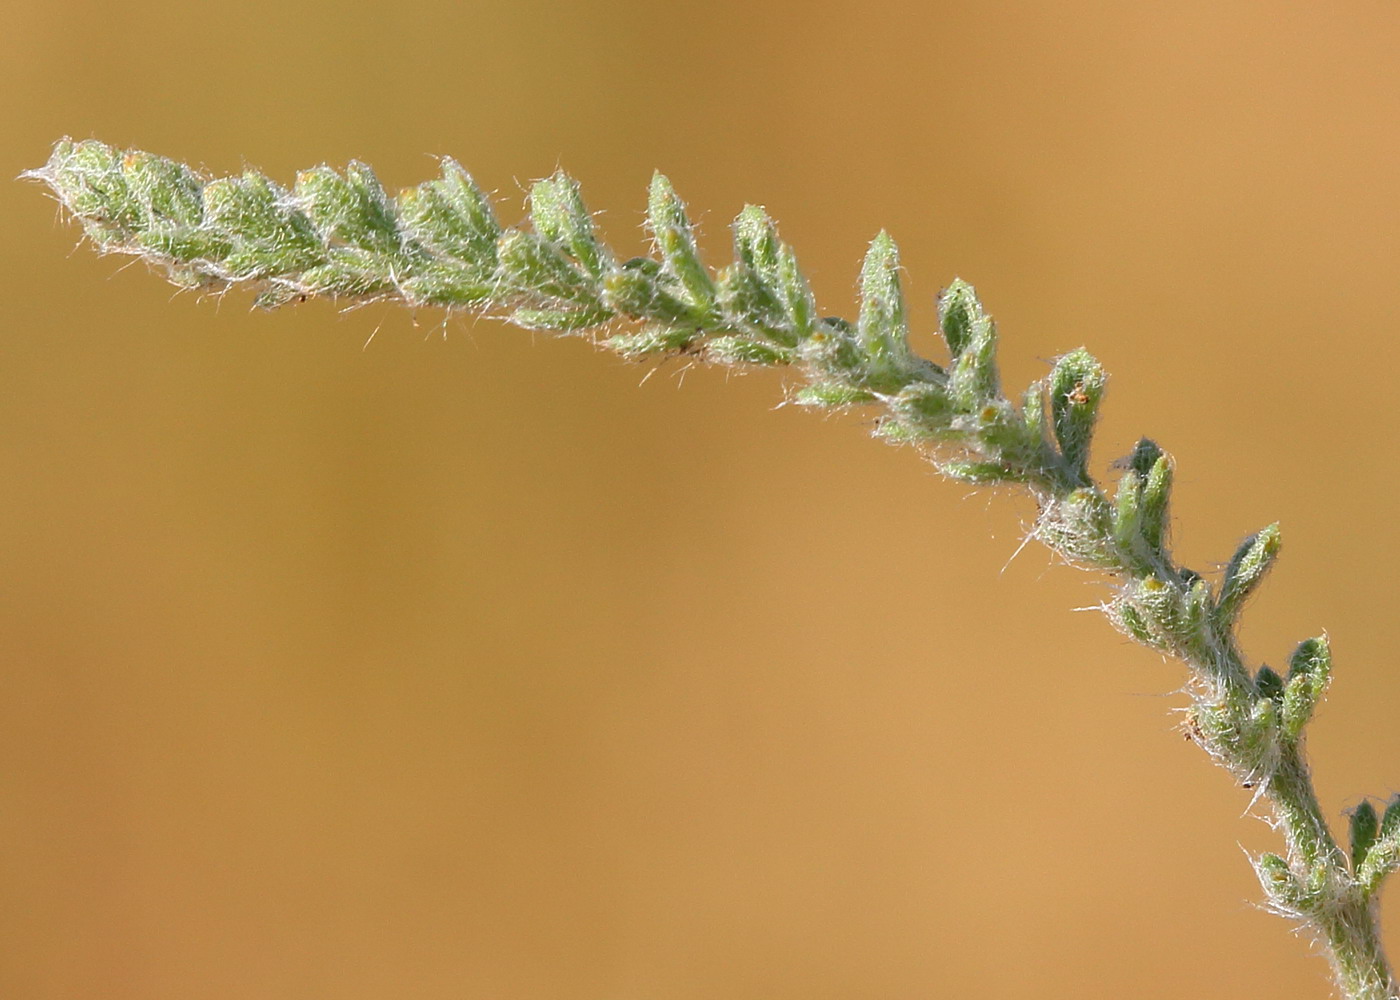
648, 170, 674, 199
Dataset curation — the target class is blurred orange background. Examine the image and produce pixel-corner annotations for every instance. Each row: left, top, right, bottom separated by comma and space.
5, 2, 1400, 997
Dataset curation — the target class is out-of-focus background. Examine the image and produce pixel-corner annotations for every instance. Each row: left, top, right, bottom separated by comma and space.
4, 2, 1400, 997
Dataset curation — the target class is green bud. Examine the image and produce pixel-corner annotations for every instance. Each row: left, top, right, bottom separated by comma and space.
1140, 452, 1173, 553
1216, 523, 1281, 629
775, 243, 815, 340
1360, 840, 1400, 897
1115, 601, 1156, 646
1206, 697, 1278, 777
1288, 635, 1331, 679
1022, 381, 1048, 447
888, 382, 953, 437
718, 266, 784, 341
1127, 437, 1164, 475
948, 313, 999, 412
1178, 578, 1214, 658
1382, 797, 1400, 843
497, 230, 600, 304
1129, 576, 1190, 647
647, 172, 717, 313
1253, 853, 1304, 910
203, 173, 324, 278
1109, 444, 1173, 571
1351, 800, 1380, 870
1361, 798, 1400, 893
602, 258, 702, 325
1111, 469, 1147, 570
1255, 665, 1285, 702
720, 206, 795, 345
1037, 487, 1115, 567
530, 170, 607, 278
293, 163, 400, 254
856, 231, 912, 391
121, 150, 204, 228
733, 203, 779, 273
1248, 697, 1282, 767
397, 158, 500, 271
497, 230, 609, 329
796, 318, 866, 380
1281, 635, 1332, 739
48, 140, 140, 238
937, 278, 983, 357
974, 399, 1032, 459
1049, 348, 1106, 485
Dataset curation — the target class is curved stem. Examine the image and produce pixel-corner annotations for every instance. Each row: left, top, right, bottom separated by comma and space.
28, 138, 1400, 1000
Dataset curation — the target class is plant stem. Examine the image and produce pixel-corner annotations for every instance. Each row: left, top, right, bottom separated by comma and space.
1268, 752, 1397, 998
1323, 895, 1394, 1000
26, 138, 1400, 1000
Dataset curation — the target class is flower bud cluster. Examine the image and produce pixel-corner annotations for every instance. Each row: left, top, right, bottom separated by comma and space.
32, 139, 1400, 997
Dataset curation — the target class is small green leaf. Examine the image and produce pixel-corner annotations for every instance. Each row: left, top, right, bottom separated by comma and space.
797, 318, 866, 380
1253, 853, 1305, 911
1037, 487, 1116, 567
397, 159, 500, 270
203, 173, 325, 277
497, 230, 602, 307
720, 206, 794, 345
1115, 601, 1157, 646
1382, 798, 1400, 842
937, 278, 982, 357
603, 258, 702, 325
939, 460, 1025, 484
530, 170, 607, 278
887, 382, 953, 436
647, 172, 717, 313
792, 381, 875, 408
604, 324, 698, 358
1129, 576, 1190, 647
948, 313, 999, 412
133, 227, 230, 265
1111, 469, 1146, 569
704, 336, 794, 366
1127, 437, 1164, 475
1049, 348, 1106, 485
1140, 452, 1173, 553
299, 249, 397, 297
856, 231, 912, 391
121, 150, 204, 228
49, 140, 140, 233
293, 164, 400, 254
1022, 381, 1048, 445
1351, 801, 1380, 870
1281, 635, 1332, 739
1217, 523, 1281, 629
1255, 665, 1284, 702
397, 260, 493, 306
510, 305, 612, 331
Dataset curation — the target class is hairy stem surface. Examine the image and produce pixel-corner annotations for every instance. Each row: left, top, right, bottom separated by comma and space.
27, 138, 1400, 1000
